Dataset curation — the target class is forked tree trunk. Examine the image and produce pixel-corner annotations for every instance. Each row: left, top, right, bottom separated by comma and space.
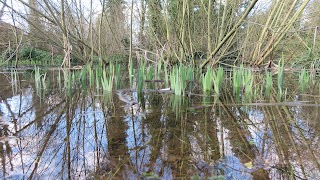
61, 0, 70, 68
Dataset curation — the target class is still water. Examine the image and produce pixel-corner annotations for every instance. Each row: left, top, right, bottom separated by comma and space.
0, 69, 319, 179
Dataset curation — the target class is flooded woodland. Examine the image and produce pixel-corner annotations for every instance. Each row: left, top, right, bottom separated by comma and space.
0, 65, 319, 179
1, 0, 320, 179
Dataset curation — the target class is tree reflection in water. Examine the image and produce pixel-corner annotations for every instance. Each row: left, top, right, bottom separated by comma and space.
0, 72, 319, 179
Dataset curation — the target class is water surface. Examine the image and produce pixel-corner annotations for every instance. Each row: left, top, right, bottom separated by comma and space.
0, 70, 319, 179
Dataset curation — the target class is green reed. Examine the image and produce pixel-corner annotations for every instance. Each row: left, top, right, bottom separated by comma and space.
186, 66, 194, 93
95, 67, 101, 94
137, 66, 145, 98
147, 66, 154, 80
277, 58, 285, 99
170, 66, 180, 95
233, 65, 244, 100
180, 66, 188, 96
299, 68, 309, 93
129, 56, 134, 87
41, 72, 47, 91
61, 70, 72, 97
81, 67, 87, 91
34, 67, 41, 95
212, 67, 224, 95
243, 69, 253, 102
170, 65, 189, 96
63, 70, 69, 89
146, 66, 154, 89
202, 67, 213, 95
115, 63, 121, 89
87, 64, 94, 87
156, 60, 162, 80
34, 67, 47, 97
101, 64, 114, 93
57, 70, 62, 90
265, 71, 273, 97
164, 64, 169, 87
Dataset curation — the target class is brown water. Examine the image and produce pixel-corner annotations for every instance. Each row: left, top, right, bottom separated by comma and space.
0, 70, 319, 179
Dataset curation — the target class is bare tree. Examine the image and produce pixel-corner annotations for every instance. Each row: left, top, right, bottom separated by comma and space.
28, 0, 42, 47
0, 0, 7, 19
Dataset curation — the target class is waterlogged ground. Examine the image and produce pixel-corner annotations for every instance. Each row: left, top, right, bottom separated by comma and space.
0, 69, 320, 179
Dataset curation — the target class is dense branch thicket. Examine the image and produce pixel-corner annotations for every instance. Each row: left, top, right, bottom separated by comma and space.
0, 0, 319, 68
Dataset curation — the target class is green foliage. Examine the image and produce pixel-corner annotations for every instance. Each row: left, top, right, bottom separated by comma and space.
101, 64, 114, 93
142, 171, 158, 179
170, 65, 192, 96
233, 65, 244, 100
202, 67, 213, 95
19, 46, 62, 65
299, 68, 309, 93
87, 64, 94, 87
137, 66, 145, 99
81, 68, 87, 91
243, 69, 253, 102
277, 57, 285, 99
129, 56, 134, 87
209, 175, 225, 180
265, 71, 273, 97
115, 63, 121, 89
107, 54, 129, 64
34, 67, 47, 98
0, 46, 63, 66
170, 66, 182, 96
156, 60, 163, 79
212, 67, 224, 95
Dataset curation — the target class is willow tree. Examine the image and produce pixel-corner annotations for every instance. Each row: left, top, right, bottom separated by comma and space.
96, 0, 127, 65
28, 0, 42, 48
250, 0, 311, 66
146, 0, 165, 48
139, 0, 147, 47
306, 0, 320, 57
163, 0, 250, 65
158, 0, 210, 63
0, 0, 6, 19
200, 0, 259, 68
105, 0, 127, 54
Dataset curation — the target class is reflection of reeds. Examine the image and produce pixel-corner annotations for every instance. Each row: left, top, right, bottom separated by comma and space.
270, 94, 320, 177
